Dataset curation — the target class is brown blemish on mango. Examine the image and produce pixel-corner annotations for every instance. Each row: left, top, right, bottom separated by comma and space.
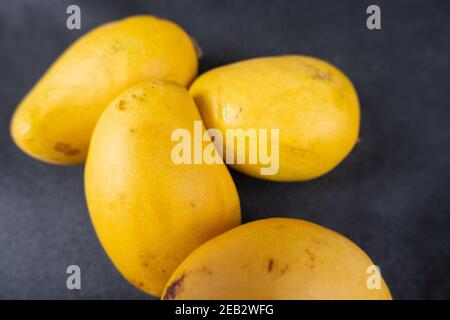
312, 71, 332, 81
163, 274, 186, 300
281, 265, 289, 275
199, 266, 213, 275
305, 248, 317, 269
285, 144, 311, 157
131, 92, 147, 102
303, 63, 333, 81
117, 100, 126, 111
268, 258, 274, 272
305, 248, 316, 262
54, 142, 80, 156
128, 277, 145, 289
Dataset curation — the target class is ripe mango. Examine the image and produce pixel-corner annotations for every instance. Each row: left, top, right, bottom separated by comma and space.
11, 15, 198, 164
162, 218, 392, 300
189, 55, 360, 181
85, 80, 240, 297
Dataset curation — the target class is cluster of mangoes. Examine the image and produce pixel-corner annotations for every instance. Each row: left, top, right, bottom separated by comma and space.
10, 16, 391, 299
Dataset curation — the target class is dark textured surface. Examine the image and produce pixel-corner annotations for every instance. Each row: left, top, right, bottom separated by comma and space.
0, 0, 449, 299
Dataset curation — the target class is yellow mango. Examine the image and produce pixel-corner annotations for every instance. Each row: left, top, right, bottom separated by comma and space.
189, 55, 360, 181
11, 15, 198, 164
162, 218, 392, 300
85, 80, 240, 297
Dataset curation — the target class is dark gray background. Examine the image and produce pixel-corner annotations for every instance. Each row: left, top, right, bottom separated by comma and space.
0, 0, 449, 299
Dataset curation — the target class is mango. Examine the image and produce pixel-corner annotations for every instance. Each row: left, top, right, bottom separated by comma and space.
162, 218, 392, 300
189, 55, 360, 181
85, 80, 240, 297
11, 15, 198, 164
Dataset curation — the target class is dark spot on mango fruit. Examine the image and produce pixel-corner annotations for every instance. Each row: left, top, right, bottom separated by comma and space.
54, 142, 80, 156
312, 71, 332, 81
303, 63, 333, 81
163, 274, 185, 300
281, 265, 289, 275
118, 100, 126, 111
305, 248, 317, 270
305, 248, 316, 262
268, 258, 274, 272
131, 93, 146, 101
199, 266, 213, 275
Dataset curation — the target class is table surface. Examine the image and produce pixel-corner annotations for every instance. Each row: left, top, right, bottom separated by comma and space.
0, 0, 449, 299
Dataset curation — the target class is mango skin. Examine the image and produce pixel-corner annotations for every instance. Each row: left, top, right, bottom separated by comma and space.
162, 218, 392, 300
189, 55, 360, 181
85, 81, 241, 297
11, 15, 198, 164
